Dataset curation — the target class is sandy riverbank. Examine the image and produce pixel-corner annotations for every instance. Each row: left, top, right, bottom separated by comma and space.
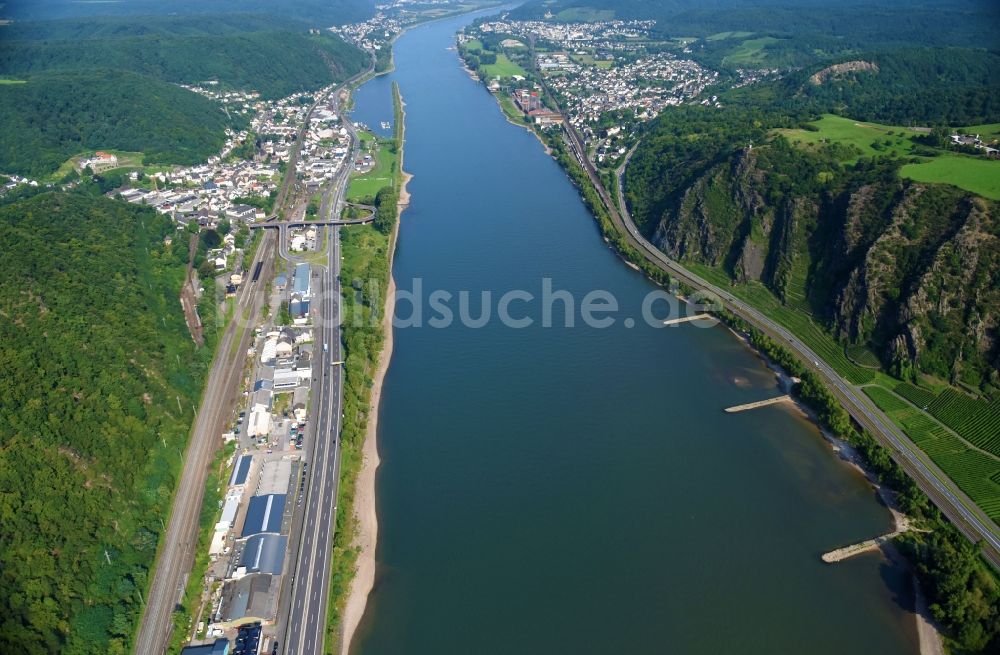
339, 90, 411, 655
338, 273, 394, 654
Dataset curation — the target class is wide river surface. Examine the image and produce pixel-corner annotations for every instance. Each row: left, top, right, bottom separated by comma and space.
350, 10, 918, 654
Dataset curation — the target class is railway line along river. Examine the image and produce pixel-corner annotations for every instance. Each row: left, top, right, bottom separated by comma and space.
347, 9, 920, 654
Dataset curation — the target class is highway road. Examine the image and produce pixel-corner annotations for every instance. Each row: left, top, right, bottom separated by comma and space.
279, 86, 362, 655
134, 229, 276, 655
586, 130, 1000, 567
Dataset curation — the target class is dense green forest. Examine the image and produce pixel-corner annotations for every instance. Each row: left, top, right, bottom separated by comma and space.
0, 13, 306, 40
0, 25, 369, 100
2, 0, 375, 24
0, 70, 231, 177
784, 49, 1000, 125
0, 192, 215, 654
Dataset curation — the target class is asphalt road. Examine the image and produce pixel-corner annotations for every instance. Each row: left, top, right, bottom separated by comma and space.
591, 132, 1000, 567
133, 229, 276, 655
280, 225, 344, 655
279, 91, 361, 655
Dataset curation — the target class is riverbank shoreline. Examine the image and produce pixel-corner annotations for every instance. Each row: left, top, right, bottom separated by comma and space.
459, 59, 553, 155
724, 326, 945, 655
338, 273, 395, 655
339, 87, 411, 655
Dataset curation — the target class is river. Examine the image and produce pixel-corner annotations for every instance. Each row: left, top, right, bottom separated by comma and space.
348, 9, 919, 654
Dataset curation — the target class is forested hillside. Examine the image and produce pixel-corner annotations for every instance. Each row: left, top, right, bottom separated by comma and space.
0, 26, 369, 99
0, 70, 231, 177
784, 49, 1000, 125
0, 13, 303, 40
0, 192, 213, 654
2, 0, 375, 24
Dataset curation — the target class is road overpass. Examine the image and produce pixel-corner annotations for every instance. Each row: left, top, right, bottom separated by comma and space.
250, 214, 374, 230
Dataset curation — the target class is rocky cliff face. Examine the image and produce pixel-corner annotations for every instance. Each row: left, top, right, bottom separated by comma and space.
808, 60, 879, 85
648, 147, 999, 388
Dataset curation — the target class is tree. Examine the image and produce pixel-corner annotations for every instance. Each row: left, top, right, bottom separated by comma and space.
200, 228, 221, 249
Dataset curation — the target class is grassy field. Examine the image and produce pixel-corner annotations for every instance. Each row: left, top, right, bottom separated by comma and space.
900, 155, 1000, 200
777, 114, 1000, 198
347, 136, 397, 202
571, 53, 614, 69
464, 40, 529, 79
706, 31, 754, 41
498, 93, 530, 126
50, 149, 144, 181
960, 123, 1000, 141
776, 114, 922, 161
481, 53, 529, 79
722, 37, 783, 66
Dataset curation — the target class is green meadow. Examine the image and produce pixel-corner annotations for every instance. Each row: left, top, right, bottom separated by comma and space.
776, 114, 922, 160
901, 155, 1000, 200
347, 135, 397, 202
481, 53, 528, 79
778, 114, 1000, 199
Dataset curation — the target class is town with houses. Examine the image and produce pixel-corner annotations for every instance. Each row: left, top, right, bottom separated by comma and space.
462, 18, 720, 163
329, 4, 404, 51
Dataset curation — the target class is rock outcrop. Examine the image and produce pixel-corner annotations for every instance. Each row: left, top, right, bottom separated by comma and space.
809, 60, 879, 85
648, 145, 999, 388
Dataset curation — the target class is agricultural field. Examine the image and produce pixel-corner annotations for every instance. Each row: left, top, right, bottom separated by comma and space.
900, 155, 1000, 200
863, 385, 909, 412
894, 382, 938, 410
846, 344, 881, 368
722, 36, 783, 66
864, 386, 1000, 523
927, 389, 1000, 457
706, 31, 754, 41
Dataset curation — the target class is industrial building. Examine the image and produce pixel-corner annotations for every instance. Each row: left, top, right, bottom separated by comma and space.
293, 262, 311, 298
